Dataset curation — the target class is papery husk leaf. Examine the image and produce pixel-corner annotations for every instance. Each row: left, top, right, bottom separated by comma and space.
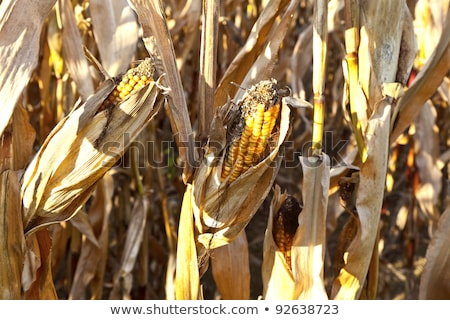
0, 170, 24, 299
262, 185, 297, 300
331, 97, 391, 300
194, 103, 291, 251
291, 154, 330, 300
90, 0, 139, 76
211, 232, 250, 300
419, 206, 450, 299
21, 76, 165, 234
175, 184, 200, 300
0, 0, 56, 138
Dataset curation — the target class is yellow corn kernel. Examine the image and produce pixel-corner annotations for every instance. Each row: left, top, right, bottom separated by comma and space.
98, 58, 155, 112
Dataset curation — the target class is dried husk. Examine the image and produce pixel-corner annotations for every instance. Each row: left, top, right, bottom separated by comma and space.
193, 101, 291, 253
291, 154, 330, 299
262, 185, 297, 299
211, 232, 250, 300
21, 75, 167, 234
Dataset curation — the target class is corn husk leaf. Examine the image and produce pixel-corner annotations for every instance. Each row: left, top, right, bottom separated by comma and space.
262, 185, 297, 299
21, 75, 166, 234
0, 0, 56, 138
419, 206, 450, 299
193, 102, 291, 252
0, 170, 24, 299
291, 154, 330, 300
211, 232, 250, 300
90, 0, 139, 76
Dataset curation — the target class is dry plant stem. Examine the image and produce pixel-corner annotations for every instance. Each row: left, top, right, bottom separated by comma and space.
198, 0, 218, 139
344, 0, 367, 162
312, 0, 328, 156
130, 142, 144, 196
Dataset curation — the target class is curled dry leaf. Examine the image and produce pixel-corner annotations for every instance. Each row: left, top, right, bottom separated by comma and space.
21, 59, 167, 234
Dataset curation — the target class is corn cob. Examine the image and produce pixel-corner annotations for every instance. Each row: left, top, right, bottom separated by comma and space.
98, 57, 155, 112
272, 195, 301, 270
221, 79, 284, 183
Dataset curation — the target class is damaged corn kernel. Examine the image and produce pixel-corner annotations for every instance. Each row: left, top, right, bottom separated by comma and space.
272, 194, 301, 270
98, 57, 155, 112
221, 79, 286, 183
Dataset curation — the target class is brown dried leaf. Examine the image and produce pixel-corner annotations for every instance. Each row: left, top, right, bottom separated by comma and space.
211, 232, 250, 300
0, 170, 24, 299
110, 197, 149, 299
0, 0, 56, 137
70, 175, 113, 299
59, 0, 94, 99
419, 206, 450, 299
90, 0, 139, 76
331, 98, 391, 299
12, 105, 36, 171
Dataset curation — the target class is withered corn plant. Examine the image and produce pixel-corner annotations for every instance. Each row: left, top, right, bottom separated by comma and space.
0, 0, 449, 301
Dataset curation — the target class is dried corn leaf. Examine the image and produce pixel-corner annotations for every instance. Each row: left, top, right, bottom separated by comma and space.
331, 95, 391, 299
419, 206, 450, 299
291, 154, 330, 300
391, 9, 450, 143
22, 230, 58, 299
129, 0, 195, 182
12, 105, 36, 171
70, 176, 113, 299
215, 0, 290, 107
110, 196, 149, 299
262, 185, 297, 299
0, 170, 24, 299
21, 74, 166, 234
175, 184, 200, 300
90, 0, 139, 76
59, 0, 94, 99
0, 0, 56, 138
211, 232, 250, 300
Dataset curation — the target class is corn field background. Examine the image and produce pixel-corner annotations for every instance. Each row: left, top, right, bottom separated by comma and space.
0, 0, 449, 300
